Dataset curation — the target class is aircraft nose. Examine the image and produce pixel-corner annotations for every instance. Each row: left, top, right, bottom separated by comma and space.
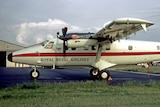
8, 53, 13, 62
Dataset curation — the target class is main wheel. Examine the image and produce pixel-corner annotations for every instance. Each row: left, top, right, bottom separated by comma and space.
30, 69, 40, 79
90, 68, 99, 80
99, 70, 110, 80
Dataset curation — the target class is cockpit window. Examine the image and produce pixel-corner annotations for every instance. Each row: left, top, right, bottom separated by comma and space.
45, 42, 54, 49
41, 40, 54, 49
41, 40, 49, 46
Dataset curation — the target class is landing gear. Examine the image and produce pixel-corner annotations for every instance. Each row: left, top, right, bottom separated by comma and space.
99, 70, 110, 80
30, 68, 40, 79
90, 68, 111, 80
90, 68, 99, 79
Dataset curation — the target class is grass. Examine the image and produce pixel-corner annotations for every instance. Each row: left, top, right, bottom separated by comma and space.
1, 81, 160, 107
1, 65, 160, 107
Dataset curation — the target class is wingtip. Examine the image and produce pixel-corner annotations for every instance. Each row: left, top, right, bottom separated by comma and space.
115, 17, 154, 25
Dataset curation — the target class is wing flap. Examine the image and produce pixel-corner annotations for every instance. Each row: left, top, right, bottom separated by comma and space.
141, 24, 147, 32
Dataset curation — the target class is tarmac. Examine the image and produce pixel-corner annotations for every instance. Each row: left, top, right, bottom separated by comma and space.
0, 67, 160, 88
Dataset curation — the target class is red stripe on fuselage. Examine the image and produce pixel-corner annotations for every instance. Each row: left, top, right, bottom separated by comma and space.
102, 52, 160, 56
13, 53, 96, 57
13, 52, 160, 57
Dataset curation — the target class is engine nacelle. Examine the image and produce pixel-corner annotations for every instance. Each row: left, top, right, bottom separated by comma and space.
66, 39, 97, 48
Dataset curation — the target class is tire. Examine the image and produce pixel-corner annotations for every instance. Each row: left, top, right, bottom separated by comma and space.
99, 70, 110, 80
90, 68, 99, 80
30, 69, 40, 79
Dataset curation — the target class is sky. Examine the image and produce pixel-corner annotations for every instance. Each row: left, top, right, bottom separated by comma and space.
0, 0, 160, 46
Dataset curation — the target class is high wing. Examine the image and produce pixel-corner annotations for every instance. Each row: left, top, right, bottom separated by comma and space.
92, 18, 154, 43
58, 18, 154, 70
91, 18, 154, 70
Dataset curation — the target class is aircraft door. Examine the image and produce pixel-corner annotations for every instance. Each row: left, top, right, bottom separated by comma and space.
41, 41, 56, 68
49, 41, 56, 68
55, 42, 64, 66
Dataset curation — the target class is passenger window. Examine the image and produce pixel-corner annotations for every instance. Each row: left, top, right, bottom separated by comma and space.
128, 45, 133, 50
92, 46, 96, 50
71, 48, 76, 50
106, 46, 110, 50
45, 42, 54, 49
157, 45, 160, 50
84, 47, 89, 50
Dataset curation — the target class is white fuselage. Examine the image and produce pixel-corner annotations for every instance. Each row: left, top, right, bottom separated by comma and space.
11, 38, 160, 67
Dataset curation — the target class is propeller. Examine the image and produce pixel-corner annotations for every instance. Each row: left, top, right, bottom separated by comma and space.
62, 27, 67, 37
58, 27, 80, 56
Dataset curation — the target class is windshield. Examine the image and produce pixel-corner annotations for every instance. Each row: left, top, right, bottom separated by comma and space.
45, 42, 54, 49
41, 40, 54, 49
41, 40, 49, 46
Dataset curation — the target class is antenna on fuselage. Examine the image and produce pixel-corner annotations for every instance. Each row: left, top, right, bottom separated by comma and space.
57, 32, 60, 38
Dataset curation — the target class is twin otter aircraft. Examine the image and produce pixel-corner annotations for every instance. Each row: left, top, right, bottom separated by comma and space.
8, 18, 158, 80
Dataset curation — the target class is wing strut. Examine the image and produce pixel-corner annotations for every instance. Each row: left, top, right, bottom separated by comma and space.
92, 43, 116, 71
95, 44, 103, 62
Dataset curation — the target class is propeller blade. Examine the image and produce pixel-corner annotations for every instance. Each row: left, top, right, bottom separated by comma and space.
62, 27, 68, 37
62, 27, 67, 56
63, 41, 66, 56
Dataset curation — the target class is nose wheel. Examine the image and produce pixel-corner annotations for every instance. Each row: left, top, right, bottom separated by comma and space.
30, 68, 40, 79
